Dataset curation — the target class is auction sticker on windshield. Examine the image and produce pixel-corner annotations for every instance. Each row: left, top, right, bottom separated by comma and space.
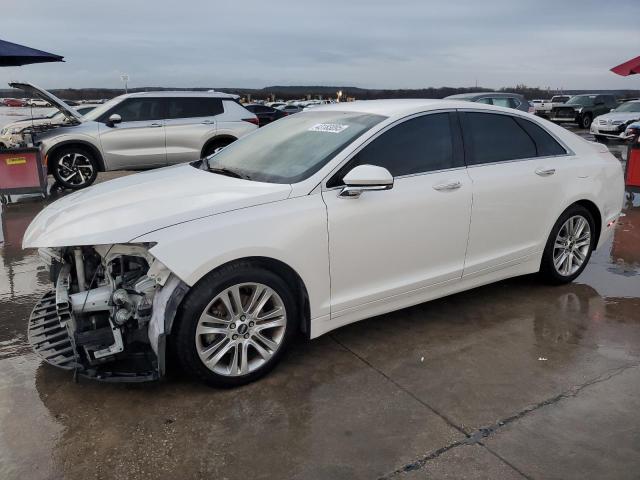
308, 123, 350, 133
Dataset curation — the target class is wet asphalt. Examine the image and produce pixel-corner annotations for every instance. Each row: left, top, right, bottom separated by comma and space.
0, 128, 638, 480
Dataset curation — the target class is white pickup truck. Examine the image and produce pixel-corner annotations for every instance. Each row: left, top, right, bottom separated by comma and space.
535, 95, 571, 117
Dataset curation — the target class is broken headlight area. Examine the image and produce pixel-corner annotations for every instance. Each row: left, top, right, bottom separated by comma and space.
28, 243, 187, 382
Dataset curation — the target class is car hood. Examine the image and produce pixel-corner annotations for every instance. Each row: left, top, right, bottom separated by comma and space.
23, 163, 293, 248
9, 82, 82, 122
594, 111, 640, 123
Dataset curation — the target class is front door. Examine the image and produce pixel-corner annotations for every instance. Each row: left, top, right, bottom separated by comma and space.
322, 112, 472, 320
98, 97, 166, 170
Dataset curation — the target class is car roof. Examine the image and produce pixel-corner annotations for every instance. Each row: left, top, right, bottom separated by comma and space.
123, 90, 240, 100
310, 98, 522, 117
445, 92, 523, 100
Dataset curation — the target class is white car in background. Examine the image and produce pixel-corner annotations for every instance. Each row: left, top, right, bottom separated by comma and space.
535, 95, 571, 117
590, 100, 640, 141
24, 99, 623, 387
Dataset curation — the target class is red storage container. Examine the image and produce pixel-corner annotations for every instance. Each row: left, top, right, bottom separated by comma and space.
0, 148, 47, 201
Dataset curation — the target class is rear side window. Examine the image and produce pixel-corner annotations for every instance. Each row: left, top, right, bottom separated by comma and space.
491, 97, 511, 108
463, 112, 536, 165
166, 97, 224, 119
328, 113, 458, 186
514, 118, 567, 156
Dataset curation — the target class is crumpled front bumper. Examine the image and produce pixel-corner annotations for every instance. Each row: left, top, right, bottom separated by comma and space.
27, 290, 79, 370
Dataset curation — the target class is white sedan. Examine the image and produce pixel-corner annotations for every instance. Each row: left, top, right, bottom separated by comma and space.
24, 99, 624, 386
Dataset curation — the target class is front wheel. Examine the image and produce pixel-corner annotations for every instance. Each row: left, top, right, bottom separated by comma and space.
50, 147, 98, 190
173, 263, 297, 387
580, 114, 592, 129
540, 205, 595, 284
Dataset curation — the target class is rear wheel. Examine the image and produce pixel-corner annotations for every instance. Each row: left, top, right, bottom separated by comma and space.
540, 205, 595, 284
50, 146, 98, 190
174, 262, 297, 387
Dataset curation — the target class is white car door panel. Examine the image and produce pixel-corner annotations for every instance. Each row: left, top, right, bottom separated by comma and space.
323, 170, 472, 314
460, 110, 571, 276
322, 111, 472, 316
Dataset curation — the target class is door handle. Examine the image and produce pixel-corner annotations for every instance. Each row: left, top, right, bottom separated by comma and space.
201, 120, 214, 125
433, 181, 462, 191
149, 123, 163, 128
535, 167, 556, 176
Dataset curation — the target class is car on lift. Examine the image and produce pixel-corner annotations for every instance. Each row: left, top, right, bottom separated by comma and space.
9, 82, 259, 189
24, 99, 623, 387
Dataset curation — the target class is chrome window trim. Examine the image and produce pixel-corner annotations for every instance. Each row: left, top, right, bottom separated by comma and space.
457, 108, 575, 160
320, 108, 460, 191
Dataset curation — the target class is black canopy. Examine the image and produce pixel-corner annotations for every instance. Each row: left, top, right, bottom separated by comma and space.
0, 39, 64, 67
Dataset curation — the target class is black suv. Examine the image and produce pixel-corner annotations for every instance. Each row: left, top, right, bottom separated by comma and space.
550, 94, 617, 129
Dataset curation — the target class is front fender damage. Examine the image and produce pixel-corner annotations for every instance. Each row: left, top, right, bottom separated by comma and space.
27, 245, 190, 382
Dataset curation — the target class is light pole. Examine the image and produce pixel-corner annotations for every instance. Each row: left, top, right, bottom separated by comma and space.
120, 73, 129, 94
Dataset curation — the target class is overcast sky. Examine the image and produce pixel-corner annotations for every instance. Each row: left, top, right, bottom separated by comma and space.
1, 0, 638, 91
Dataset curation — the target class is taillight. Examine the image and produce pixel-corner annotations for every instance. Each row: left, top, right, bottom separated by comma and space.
243, 117, 259, 126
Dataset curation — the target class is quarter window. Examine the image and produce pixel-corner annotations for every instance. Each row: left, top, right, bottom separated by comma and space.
328, 113, 458, 187
514, 117, 567, 156
166, 98, 224, 119
463, 112, 536, 165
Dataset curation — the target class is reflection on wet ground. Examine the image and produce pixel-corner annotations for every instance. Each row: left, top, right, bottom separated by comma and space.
0, 133, 639, 479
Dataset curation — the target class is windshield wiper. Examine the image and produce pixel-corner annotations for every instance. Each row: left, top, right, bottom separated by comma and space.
208, 167, 250, 180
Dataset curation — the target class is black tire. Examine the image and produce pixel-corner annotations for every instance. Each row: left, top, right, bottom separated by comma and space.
50, 146, 98, 190
202, 137, 236, 158
580, 114, 592, 129
173, 261, 298, 387
594, 135, 608, 143
540, 205, 596, 284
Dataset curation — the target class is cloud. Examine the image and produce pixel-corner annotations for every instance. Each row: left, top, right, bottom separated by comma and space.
0, 0, 638, 90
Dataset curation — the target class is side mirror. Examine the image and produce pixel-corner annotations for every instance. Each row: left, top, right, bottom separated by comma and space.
338, 164, 394, 199
107, 113, 122, 126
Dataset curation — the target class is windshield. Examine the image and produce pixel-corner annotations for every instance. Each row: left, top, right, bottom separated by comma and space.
82, 96, 125, 121
204, 111, 386, 183
614, 102, 640, 113
566, 95, 596, 107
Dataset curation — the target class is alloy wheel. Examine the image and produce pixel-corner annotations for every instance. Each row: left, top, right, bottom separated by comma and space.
195, 282, 287, 376
56, 152, 94, 186
552, 215, 591, 276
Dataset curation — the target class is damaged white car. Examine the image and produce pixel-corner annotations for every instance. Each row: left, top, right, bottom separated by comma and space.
24, 100, 623, 386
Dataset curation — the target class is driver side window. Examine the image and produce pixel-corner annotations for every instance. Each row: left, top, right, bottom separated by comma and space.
103, 98, 164, 123
327, 112, 458, 187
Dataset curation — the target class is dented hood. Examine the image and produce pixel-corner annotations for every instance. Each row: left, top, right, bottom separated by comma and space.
23, 163, 292, 248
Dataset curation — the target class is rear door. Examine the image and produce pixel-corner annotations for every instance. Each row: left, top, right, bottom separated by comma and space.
461, 110, 571, 277
164, 97, 224, 164
98, 97, 166, 169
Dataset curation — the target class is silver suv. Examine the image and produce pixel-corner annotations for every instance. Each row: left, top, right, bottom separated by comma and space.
12, 83, 258, 189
